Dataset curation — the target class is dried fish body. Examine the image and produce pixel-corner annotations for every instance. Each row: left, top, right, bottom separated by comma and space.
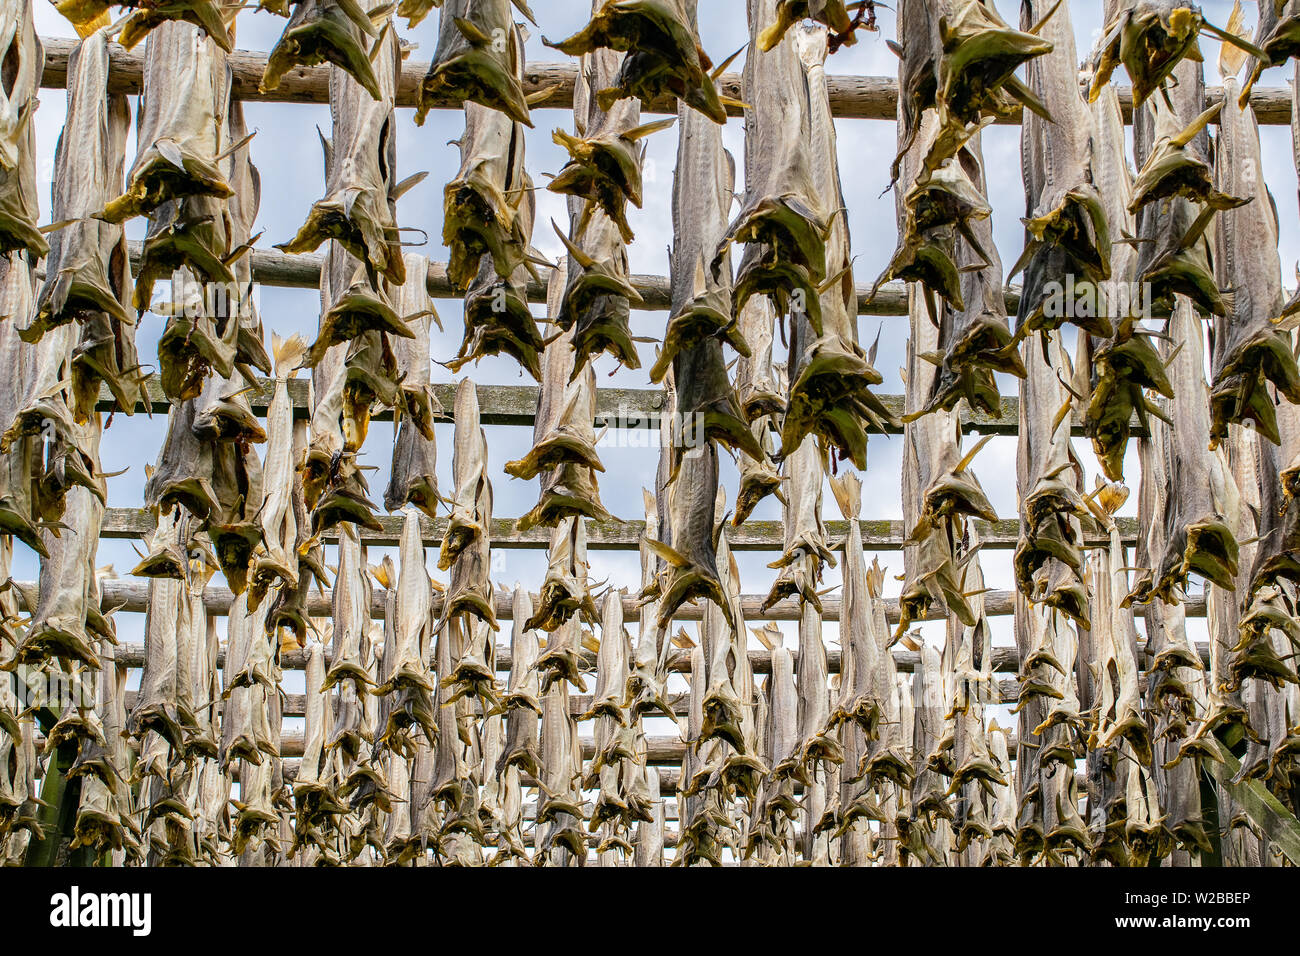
1013, 0, 1112, 339
720, 0, 827, 331
104, 22, 233, 225
1092, 0, 1258, 109
499, 587, 543, 778
747, 626, 800, 852
0, 2, 44, 259
1242, 0, 1300, 99
762, 435, 834, 613
28, 36, 144, 422
1210, 73, 1300, 447
374, 514, 437, 750
325, 525, 374, 694
249, 335, 307, 598
10, 426, 103, 670
653, 98, 745, 385
279, 28, 409, 288
419, 0, 535, 127
1013, 335, 1093, 626
537, 621, 586, 862
545, 0, 728, 124
443, 49, 535, 294
828, 478, 882, 738
131, 570, 186, 755
915, 133, 1024, 421
783, 24, 896, 469
263, 0, 388, 102
293, 643, 346, 853
796, 601, 842, 778
759, 0, 874, 53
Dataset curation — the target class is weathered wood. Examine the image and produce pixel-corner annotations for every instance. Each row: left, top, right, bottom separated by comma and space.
96, 373, 1142, 436
98, 506, 1140, 549
40, 37, 1295, 123
57, 577, 1205, 626
1203, 738, 1300, 866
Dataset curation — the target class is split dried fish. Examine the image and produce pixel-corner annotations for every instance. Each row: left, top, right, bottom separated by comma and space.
0, 0, 47, 259
761, 434, 834, 613
719, 0, 827, 333
784, 24, 896, 470
1012, 0, 1112, 339
116, 0, 234, 54
758, 0, 875, 53
1210, 68, 1300, 447
385, 254, 444, 517
278, 26, 413, 288
1091, 0, 1260, 108
29, 32, 145, 423
442, 29, 536, 292
263, 0, 390, 102
545, 0, 729, 124
418, 0, 537, 127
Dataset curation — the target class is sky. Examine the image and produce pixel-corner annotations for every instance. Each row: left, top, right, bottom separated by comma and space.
16, 1, 1300, 712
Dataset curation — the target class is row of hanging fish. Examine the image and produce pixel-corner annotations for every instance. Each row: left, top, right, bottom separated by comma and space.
4, 0, 1300, 865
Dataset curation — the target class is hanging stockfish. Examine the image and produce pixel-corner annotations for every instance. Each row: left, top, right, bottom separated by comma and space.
8, 420, 104, 670
678, 636, 730, 865
112, 0, 234, 53
1090, 0, 1261, 108
758, 0, 877, 53
536, 618, 586, 863
385, 254, 443, 517
1076, 80, 1170, 482
734, 303, 784, 526
944, 530, 1002, 796
744, 623, 797, 861
905, 643, 952, 864
280, 20, 413, 289
1242, 0, 1300, 100
71, 638, 139, 858
545, 0, 731, 124
1012, 0, 1112, 341
784, 25, 895, 470
28, 31, 145, 423
263, 0, 390, 101
374, 514, 438, 752
103, 22, 231, 225
509, 262, 611, 530
498, 587, 543, 780
897, 289, 997, 636
436, 379, 500, 655
627, 486, 675, 720
980, 724, 1017, 865
0, 0, 46, 259
292, 642, 346, 857
828, 474, 880, 737
418, 0, 537, 127
761, 435, 833, 613
632, 761, 664, 866
0, 264, 48, 559
911, 133, 1026, 421
1210, 64, 1300, 448
441, 20, 539, 296
1130, 58, 1234, 322
583, 589, 642, 834
250, 335, 307, 599
719, 0, 826, 336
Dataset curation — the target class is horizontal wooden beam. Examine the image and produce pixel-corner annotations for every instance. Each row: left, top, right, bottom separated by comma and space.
99, 506, 1141, 550
64, 576, 1206, 628
123, 241, 953, 316
40, 37, 1294, 124
97, 374, 1135, 437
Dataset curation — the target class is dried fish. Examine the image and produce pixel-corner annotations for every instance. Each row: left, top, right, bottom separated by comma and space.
499, 587, 543, 779
116, 0, 234, 54
278, 25, 412, 287
545, 0, 729, 124
758, 0, 876, 53
719, 0, 827, 333
29, 32, 144, 423
0, 0, 47, 260
263, 0, 388, 101
375, 515, 438, 753
442, 29, 536, 292
1091, 0, 1261, 108
418, 0, 536, 127
1210, 67, 1300, 447
385, 255, 444, 518
762, 434, 834, 613
1012, 0, 1112, 339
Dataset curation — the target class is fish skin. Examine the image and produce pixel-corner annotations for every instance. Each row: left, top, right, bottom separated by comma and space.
783, 24, 896, 470
28, 32, 146, 422
375, 513, 439, 752
513, 262, 613, 531
278, 22, 408, 287
719, 0, 827, 335
500, 587, 544, 779
104, 23, 232, 226
419, 0, 533, 127
1209, 73, 1300, 448
1013, 0, 1112, 340
528, 518, 598, 649
761, 434, 834, 613
453, 247, 546, 382
263, 0, 384, 102
442, 26, 535, 294
545, 0, 728, 124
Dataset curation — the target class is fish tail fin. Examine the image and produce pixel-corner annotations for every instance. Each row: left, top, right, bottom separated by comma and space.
829, 471, 861, 521
1217, 2, 1250, 80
